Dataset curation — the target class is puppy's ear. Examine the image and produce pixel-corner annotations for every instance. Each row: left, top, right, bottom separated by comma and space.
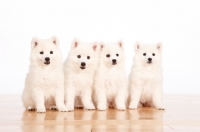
134, 42, 141, 51
31, 37, 39, 49
92, 42, 100, 52
71, 38, 79, 49
118, 40, 124, 49
51, 36, 59, 46
100, 42, 105, 51
156, 42, 162, 52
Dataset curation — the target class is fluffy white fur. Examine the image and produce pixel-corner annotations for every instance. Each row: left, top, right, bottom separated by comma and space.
64, 39, 99, 111
22, 36, 67, 113
129, 42, 164, 110
94, 41, 128, 111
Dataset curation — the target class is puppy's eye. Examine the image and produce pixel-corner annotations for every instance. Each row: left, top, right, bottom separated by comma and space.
87, 56, 90, 59
152, 53, 155, 56
143, 53, 146, 56
106, 54, 110, 58
50, 51, 53, 54
40, 51, 44, 54
116, 54, 119, 57
77, 55, 81, 58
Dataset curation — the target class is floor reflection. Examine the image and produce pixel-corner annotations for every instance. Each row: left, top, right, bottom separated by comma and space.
21, 107, 165, 132
128, 107, 165, 131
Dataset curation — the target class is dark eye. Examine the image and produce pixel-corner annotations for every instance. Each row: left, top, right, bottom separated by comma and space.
87, 56, 90, 59
77, 55, 81, 58
143, 53, 146, 56
116, 54, 119, 57
50, 51, 53, 54
106, 54, 110, 58
152, 53, 155, 56
40, 51, 44, 54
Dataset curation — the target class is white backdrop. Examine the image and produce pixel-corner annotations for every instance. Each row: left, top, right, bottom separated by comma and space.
0, 0, 200, 94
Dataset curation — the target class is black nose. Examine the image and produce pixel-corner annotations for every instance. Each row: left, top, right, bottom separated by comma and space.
81, 62, 86, 66
112, 59, 117, 63
45, 57, 50, 61
148, 58, 152, 61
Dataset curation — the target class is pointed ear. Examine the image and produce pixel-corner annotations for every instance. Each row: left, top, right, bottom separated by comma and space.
51, 36, 59, 46
92, 42, 100, 52
156, 42, 162, 52
134, 42, 141, 51
71, 38, 79, 49
31, 37, 39, 49
118, 40, 124, 49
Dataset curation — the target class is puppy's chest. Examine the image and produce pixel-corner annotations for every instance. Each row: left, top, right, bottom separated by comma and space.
139, 69, 161, 102
104, 70, 120, 89
140, 81, 159, 104
32, 69, 60, 86
72, 73, 93, 88
139, 68, 161, 81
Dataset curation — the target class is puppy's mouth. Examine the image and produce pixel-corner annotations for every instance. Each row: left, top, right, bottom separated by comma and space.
80, 66, 86, 70
112, 62, 117, 65
44, 61, 50, 65
147, 61, 152, 64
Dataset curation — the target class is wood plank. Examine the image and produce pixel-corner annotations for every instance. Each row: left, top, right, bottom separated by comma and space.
0, 95, 200, 132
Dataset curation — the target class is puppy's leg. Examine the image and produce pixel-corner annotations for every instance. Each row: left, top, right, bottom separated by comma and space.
65, 87, 75, 111
129, 85, 142, 110
22, 91, 36, 111
115, 89, 127, 111
32, 89, 46, 113
96, 88, 107, 111
81, 89, 95, 110
152, 85, 164, 110
55, 86, 68, 112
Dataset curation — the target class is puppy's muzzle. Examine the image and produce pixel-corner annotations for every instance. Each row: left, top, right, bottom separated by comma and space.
44, 57, 50, 65
80, 62, 86, 69
112, 59, 117, 65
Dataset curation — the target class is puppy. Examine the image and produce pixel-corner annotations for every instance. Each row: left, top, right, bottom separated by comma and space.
94, 41, 128, 111
64, 39, 99, 111
129, 42, 164, 110
22, 36, 67, 113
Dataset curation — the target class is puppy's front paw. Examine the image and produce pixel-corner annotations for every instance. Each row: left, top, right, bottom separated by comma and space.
57, 106, 68, 112
117, 104, 126, 111
67, 105, 74, 112
98, 103, 106, 111
129, 107, 137, 110
85, 103, 95, 110
37, 107, 46, 113
129, 102, 138, 110
155, 103, 165, 110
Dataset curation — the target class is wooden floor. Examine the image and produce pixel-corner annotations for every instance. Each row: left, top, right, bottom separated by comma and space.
0, 95, 200, 132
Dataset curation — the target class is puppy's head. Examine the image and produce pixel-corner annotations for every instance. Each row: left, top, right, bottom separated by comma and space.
30, 36, 61, 66
68, 38, 100, 70
134, 42, 162, 65
100, 41, 125, 67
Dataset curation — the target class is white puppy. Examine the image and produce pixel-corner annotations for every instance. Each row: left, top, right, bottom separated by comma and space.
64, 39, 99, 111
22, 36, 67, 113
129, 42, 164, 110
94, 41, 128, 111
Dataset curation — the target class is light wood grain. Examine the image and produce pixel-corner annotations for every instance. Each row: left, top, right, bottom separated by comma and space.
0, 95, 200, 132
